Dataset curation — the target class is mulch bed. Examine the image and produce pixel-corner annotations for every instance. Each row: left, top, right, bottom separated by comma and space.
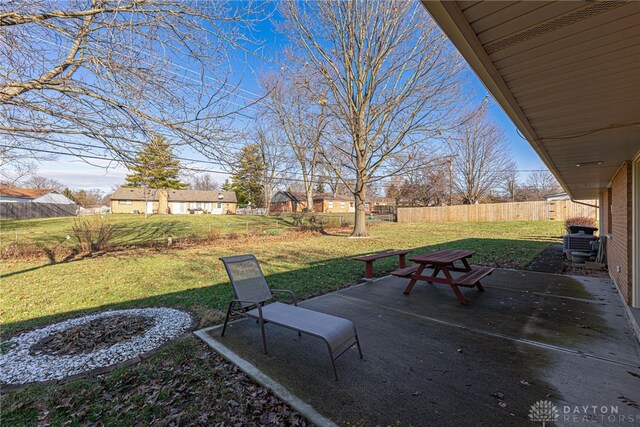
29, 315, 154, 357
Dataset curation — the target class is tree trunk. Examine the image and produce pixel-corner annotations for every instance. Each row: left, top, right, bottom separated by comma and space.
352, 176, 368, 237
306, 192, 314, 213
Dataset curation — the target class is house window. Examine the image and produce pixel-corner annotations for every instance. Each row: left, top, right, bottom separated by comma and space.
350, 202, 354, 208
340, 202, 345, 209
217, 202, 222, 209
118, 200, 132, 205
328, 201, 334, 209
191, 202, 212, 210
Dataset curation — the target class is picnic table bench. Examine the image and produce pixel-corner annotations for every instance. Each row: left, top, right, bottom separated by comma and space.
354, 249, 410, 279
392, 249, 494, 305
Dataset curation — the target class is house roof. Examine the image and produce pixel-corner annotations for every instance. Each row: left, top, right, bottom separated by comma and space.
421, 1, 640, 199
313, 193, 352, 202
272, 191, 306, 203
543, 192, 569, 200
110, 187, 237, 203
0, 185, 55, 199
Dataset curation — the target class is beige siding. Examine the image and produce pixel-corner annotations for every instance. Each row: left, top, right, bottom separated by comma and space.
321, 199, 351, 213
110, 200, 147, 214
397, 200, 597, 223
111, 200, 235, 214
224, 203, 236, 214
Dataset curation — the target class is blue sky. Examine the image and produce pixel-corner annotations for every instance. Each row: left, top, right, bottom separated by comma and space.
33, 3, 547, 193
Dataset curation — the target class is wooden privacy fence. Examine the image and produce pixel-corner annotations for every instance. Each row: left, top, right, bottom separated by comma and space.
397, 200, 597, 223
0, 202, 78, 220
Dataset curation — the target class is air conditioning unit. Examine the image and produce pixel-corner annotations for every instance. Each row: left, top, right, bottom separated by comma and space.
562, 232, 598, 253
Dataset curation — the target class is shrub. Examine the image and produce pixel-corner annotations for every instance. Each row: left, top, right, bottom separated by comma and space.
1, 241, 46, 259
71, 217, 116, 254
206, 229, 222, 241
564, 216, 596, 232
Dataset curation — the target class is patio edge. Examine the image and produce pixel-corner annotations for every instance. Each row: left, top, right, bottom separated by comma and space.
193, 326, 338, 427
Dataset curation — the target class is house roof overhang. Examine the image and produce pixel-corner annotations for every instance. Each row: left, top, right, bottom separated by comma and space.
422, 1, 640, 199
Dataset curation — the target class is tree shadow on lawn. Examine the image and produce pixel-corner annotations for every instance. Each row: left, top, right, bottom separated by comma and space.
1, 237, 557, 339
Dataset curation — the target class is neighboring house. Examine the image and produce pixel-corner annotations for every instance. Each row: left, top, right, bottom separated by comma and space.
366, 196, 395, 212
312, 193, 354, 213
422, 1, 640, 312
269, 191, 308, 214
110, 187, 237, 215
543, 192, 571, 202
269, 192, 397, 214
269, 191, 354, 214
0, 186, 76, 204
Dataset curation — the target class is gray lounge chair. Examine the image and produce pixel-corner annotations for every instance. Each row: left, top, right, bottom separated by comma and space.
220, 254, 363, 380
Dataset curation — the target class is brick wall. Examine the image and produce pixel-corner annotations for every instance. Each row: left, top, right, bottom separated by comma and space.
600, 188, 612, 234
607, 162, 632, 303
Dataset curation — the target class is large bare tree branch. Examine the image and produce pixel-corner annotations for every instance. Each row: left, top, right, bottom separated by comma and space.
0, 0, 264, 168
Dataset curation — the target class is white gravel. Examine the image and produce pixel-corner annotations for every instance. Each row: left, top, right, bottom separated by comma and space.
0, 307, 192, 385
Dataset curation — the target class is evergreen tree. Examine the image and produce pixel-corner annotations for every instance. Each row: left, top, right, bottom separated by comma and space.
314, 181, 326, 194
62, 188, 77, 203
228, 144, 265, 206
124, 135, 186, 189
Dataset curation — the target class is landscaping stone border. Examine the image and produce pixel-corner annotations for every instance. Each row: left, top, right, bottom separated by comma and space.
0, 307, 194, 389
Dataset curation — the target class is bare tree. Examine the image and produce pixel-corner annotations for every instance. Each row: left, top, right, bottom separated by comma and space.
281, 0, 463, 236
317, 147, 350, 197
259, 68, 327, 212
69, 188, 104, 207
189, 174, 220, 191
387, 153, 449, 207
25, 175, 64, 191
526, 170, 562, 200
1, 0, 263, 168
0, 161, 37, 187
501, 161, 522, 202
255, 121, 288, 211
449, 105, 513, 204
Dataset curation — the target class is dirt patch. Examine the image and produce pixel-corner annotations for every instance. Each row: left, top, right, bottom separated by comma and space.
526, 243, 609, 278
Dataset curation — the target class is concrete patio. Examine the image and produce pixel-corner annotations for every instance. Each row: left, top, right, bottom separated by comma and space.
196, 269, 640, 426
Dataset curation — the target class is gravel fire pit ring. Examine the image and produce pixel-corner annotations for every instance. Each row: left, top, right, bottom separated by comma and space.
0, 307, 193, 385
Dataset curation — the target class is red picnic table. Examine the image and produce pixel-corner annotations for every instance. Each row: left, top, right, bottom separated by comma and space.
392, 249, 494, 305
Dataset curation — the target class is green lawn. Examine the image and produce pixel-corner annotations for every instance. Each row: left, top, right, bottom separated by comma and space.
0, 214, 297, 251
0, 220, 564, 425
1, 220, 564, 336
